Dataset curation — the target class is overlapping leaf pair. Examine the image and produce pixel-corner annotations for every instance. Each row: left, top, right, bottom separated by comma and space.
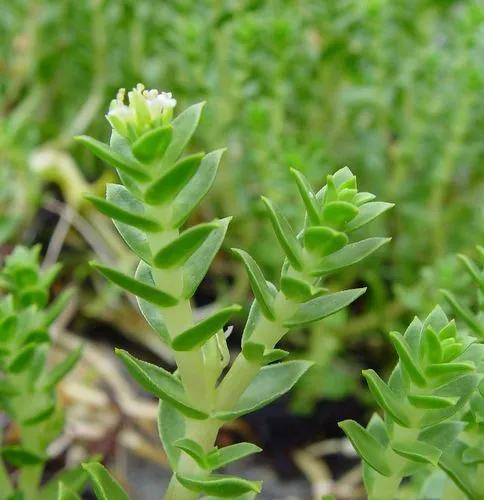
0, 246, 88, 500
78, 86, 392, 499
339, 251, 484, 499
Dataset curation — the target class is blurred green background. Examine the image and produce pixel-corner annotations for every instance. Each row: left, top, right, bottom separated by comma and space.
1, 0, 483, 477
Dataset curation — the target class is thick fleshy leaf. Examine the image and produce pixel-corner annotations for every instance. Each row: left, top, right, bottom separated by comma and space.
175, 439, 209, 469
303, 226, 348, 259
311, 238, 390, 275
439, 442, 480, 499
37, 345, 82, 391
132, 125, 172, 163
280, 276, 313, 303
40, 462, 92, 500
207, 443, 262, 470
420, 326, 442, 364
134, 262, 170, 344
214, 361, 312, 420
106, 184, 152, 262
172, 305, 242, 351
158, 400, 185, 469
75, 136, 149, 182
346, 202, 394, 232
389, 332, 426, 387
419, 421, 465, 450
85, 195, 162, 232
321, 201, 358, 226
182, 217, 231, 299
441, 290, 483, 338
116, 349, 208, 419
176, 474, 262, 498
338, 420, 391, 476
161, 102, 205, 167
1, 446, 45, 466
362, 369, 411, 427
462, 447, 484, 464
353, 192, 376, 205
261, 197, 303, 271
42, 288, 75, 327
57, 483, 81, 500
408, 394, 458, 409
391, 440, 441, 466
153, 223, 218, 269
144, 153, 204, 205
284, 288, 366, 327
171, 149, 225, 227
231, 249, 275, 320
458, 253, 484, 292
241, 341, 265, 362
426, 362, 475, 379
82, 463, 130, 500
91, 262, 178, 307
289, 168, 321, 225
7, 343, 37, 373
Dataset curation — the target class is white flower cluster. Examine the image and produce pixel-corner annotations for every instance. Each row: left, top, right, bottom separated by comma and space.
107, 83, 176, 139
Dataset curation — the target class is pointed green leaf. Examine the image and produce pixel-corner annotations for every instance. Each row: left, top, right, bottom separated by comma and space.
207, 443, 262, 470
116, 349, 208, 419
420, 326, 442, 364
391, 440, 441, 466
75, 135, 149, 182
346, 202, 394, 232
91, 262, 178, 307
158, 400, 185, 469
1, 446, 45, 466
426, 362, 475, 378
289, 168, 321, 225
322, 201, 358, 226
171, 149, 226, 227
231, 249, 275, 320
338, 420, 391, 476
0, 315, 17, 342
462, 447, 484, 464
441, 290, 483, 338
439, 442, 480, 499
280, 276, 313, 303
263, 348, 289, 364
7, 343, 37, 373
161, 102, 205, 167
37, 345, 82, 391
82, 463, 130, 500
172, 305, 242, 351
57, 483, 81, 500
134, 262, 170, 345
261, 197, 303, 271
174, 439, 209, 469
176, 474, 262, 498
85, 195, 162, 232
40, 461, 93, 500
311, 238, 390, 275
362, 369, 411, 427
408, 394, 458, 409
303, 226, 348, 258
241, 341, 265, 362
284, 288, 366, 327
144, 153, 204, 205
132, 125, 172, 163
458, 254, 484, 292
106, 184, 152, 263
42, 288, 75, 327
215, 361, 313, 420
153, 223, 218, 269
389, 332, 426, 387
182, 216, 231, 299
353, 192, 376, 205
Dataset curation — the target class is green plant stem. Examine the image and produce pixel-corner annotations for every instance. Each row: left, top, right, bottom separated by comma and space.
18, 465, 43, 500
369, 425, 420, 500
